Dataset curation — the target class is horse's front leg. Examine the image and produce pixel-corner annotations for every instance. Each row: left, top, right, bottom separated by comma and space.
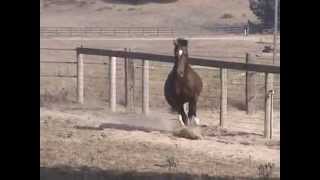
178, 104, 188, 127
188, 99, 200, 126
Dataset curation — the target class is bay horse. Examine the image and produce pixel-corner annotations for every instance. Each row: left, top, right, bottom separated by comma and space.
164, 38, 203, 126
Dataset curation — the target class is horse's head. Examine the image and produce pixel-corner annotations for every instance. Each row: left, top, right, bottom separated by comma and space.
173, 38, 189, 78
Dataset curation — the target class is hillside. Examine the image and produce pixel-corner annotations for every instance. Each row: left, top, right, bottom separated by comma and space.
40, 0, 258, 29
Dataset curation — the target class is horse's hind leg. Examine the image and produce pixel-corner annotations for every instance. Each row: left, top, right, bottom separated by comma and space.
188, 99, 200, 126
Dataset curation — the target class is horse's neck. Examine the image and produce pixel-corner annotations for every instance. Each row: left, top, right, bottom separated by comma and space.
173, 56, 190, 68
173, 63, 190, 73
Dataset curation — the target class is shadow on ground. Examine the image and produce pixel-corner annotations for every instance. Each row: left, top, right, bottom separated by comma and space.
201, 126, 262, 137
40, 166, 279, 180
228, 99, 247, 111
101, 0, 178, 5
74, 123, 170, 133
74, 122, 264, 138
43, 0, 178, 8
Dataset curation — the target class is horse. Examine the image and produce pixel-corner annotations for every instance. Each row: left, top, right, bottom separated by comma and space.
164, 38, 203, 126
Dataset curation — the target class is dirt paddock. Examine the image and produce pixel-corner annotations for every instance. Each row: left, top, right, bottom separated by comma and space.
40, 102, 280, 179
40, 34, 279, 180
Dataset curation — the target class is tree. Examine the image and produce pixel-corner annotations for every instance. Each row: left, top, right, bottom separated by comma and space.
249, 0, 280, 29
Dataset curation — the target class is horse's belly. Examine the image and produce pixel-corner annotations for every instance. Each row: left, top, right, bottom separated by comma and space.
164, 70, 197, 109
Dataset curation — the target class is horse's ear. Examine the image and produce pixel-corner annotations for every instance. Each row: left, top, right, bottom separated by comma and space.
173, 40, 177, 46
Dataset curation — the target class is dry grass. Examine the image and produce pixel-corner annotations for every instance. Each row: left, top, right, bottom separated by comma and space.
40, 88, 71, 106
173, 127, 203, 140
40, 105, 280, 178
41, 0, 257, 28
257, 162, 276, 179
221, 13, 234, 19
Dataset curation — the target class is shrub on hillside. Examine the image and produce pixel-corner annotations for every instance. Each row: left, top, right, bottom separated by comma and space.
220, 13, 234, 19
249, 0, 280, 29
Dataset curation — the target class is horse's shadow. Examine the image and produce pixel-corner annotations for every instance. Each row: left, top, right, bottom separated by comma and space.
74, 123, 263, 139
74, 123, 170, 134
200, 125, 263, 138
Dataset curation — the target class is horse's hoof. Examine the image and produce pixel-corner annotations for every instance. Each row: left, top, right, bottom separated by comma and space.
194, 117, 200, 125
190, 116, 200, 126
178, 115, 186, 127
180, 122, 186, 127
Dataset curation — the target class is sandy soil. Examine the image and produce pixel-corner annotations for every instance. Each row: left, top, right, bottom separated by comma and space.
40, 103, 280, 179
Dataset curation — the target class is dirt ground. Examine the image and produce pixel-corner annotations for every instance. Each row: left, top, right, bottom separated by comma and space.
40, 36, 280, 179
41, 0, 256, 28
40, 102, 280, 179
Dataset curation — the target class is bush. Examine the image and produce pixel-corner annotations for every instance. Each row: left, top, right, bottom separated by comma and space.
220, 13, 234, 19
40, 89, 69, 106
249, 0, 280, 29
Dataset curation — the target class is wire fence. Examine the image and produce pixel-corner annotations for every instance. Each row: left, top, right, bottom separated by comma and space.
40, 47, 278, 79
40, 26, 247, 38
40, 47, 280, 114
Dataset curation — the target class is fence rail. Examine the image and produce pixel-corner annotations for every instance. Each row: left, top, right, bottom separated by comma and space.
76, 48, 280, 74
75, 47, 279, 139
40, 26, 245, 38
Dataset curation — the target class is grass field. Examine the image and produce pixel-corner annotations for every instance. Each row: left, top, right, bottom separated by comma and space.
41, 0, 257, 28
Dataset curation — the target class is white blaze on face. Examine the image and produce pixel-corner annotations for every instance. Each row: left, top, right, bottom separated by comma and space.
178, 49, 183, 56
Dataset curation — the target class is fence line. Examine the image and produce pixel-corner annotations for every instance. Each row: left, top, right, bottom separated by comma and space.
40, 51, 278, 65
40, 47, 279, 139
75, 47, 279, 139
76, 48, 279, 74
40, 26, 246, 38
40, 48, 75, 51
40, 74, 77, 78
41, 61, 76, 64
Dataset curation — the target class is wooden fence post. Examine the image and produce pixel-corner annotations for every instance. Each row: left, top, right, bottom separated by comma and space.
125, 49, 135, 112
124, 48, 128, 106
142, 59, 150, 115
40, 0, 43, 13
270, 89, 274, 139
131, 49, 135, 111
77, 52, 84, 104
109, 56, 117, 112
246, 53, 257, 114
220, 68, 227, 127
264, 73, 274, 139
